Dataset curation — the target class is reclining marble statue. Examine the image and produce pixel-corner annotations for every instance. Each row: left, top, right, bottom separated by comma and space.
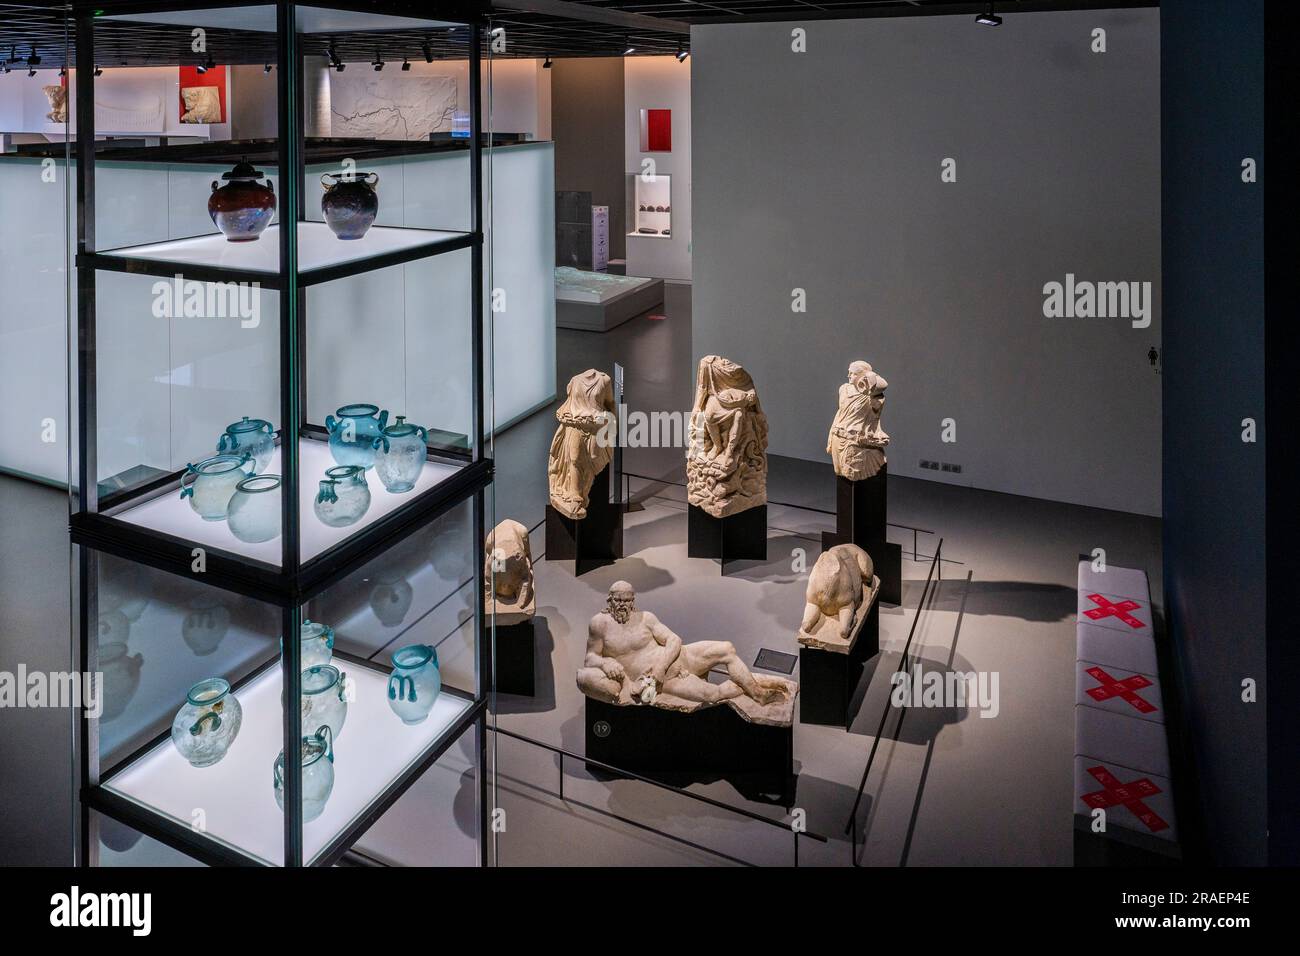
798, 543, 879, 652
484, 518, 535, 625
827, 360, 889, 481
577, 581, 797, 726
685, 355, 768, 518
548, 368, 616, 520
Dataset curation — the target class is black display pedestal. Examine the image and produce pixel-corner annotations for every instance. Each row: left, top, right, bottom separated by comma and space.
798, 602, 880, 729
488, 619, 536, 697
546, 465, 623, 575
821, 469, 902, 604
688, 504, 767, 562
584, 696, 794, 805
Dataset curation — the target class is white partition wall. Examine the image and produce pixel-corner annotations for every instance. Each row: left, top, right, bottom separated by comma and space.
0, 142, 556, 485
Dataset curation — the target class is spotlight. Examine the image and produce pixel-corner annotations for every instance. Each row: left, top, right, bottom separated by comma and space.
401, 58, 410, 71
372, 51, 384, 71
263, 63, 272, 74
1, 65, 9, 75
93, 64, 103, 76
196, 54, 214, 74
542, 56, 551, 69
975, 3, 1002, 26
28, 67, 36, 77
27, 46, 40, 68
59, 65, 66, 77
675, 46, 688, 62
622, 43, 635, 56
327, 46, 345, 72
421, 40, 433, 63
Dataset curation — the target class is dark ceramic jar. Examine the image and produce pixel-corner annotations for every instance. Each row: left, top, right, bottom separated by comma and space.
208, 160, 276, 242
321, 172, 379, 240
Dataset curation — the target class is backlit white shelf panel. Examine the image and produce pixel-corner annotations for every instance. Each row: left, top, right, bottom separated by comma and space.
104, 661, 474, 866
114, 438, 462, 565
95, 221, 469, 278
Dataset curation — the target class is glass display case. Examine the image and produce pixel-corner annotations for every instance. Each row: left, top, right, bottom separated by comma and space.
68, 0, 495, 867
628, 172, 671, 238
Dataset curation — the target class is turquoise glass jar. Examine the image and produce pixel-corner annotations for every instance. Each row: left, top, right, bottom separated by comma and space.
180, 454, 255, 521
170, 677, 243, 768
216, 416, 275, 472
386, 644, 441, 725
227, 475, 281, 543
313, 465, 371, 527
372, 415, 429, 493
325, 404, 388, 469
273, 726, 334, 823
299, 664, 349, 740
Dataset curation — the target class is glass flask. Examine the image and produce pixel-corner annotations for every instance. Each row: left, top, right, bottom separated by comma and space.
179, 454, 255, 521
325, 404, 388, 469
170, 677, 243, 768
216, 416, 275, 472
299, 663, 348, 740
372, 415, 429, 493
293, 619, 335, 670
227, 475, 282, 544
273, 726, 335, 824
386, 644, 441, 725
313, 465, 371, 527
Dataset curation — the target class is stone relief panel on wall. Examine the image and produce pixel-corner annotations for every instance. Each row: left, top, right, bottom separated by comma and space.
328, 73, 457, 140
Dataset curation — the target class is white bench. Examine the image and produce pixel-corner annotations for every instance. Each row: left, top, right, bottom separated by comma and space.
1073, 559, 1180, 859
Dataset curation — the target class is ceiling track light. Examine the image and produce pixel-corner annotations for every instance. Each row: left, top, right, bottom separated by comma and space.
542, 55, 551, 69
372, 50, 384, 71
27, 46, 41, 68
93, 65, 103, 76
421, 40, 433, 63
622, 38, 636, 56
327, 46, 345, 72
975, 2, 1002, 26
675, 46, 688, 62
195, 54, 214, 74
401, 58, 410, 71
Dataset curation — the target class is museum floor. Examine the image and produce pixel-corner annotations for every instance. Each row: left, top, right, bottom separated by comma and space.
0, 283, 1163, 866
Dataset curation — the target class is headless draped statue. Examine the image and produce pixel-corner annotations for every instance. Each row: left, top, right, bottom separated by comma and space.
547, 369, 616, 520
827, 360, 889, 481
686, 355, 768, 518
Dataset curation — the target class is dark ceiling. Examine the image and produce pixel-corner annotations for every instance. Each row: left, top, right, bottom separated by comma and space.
0, 1, 1154, 69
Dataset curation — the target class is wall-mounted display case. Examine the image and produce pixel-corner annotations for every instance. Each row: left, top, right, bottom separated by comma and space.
628, 172, 671, 238
68, 0, 497, 867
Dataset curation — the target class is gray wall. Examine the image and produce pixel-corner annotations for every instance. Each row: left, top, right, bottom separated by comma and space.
1161, 0, 1266, 865
551, 57, 626, 262
692, 10, 1161, 515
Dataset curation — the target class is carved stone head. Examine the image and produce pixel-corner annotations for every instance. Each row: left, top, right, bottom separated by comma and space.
605, 580, 636, 624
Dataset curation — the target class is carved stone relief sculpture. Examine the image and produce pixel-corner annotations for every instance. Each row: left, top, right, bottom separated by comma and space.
577, 581, 797, 726
485, 518, 536, 625
827, 360, 889, 481
797, 544, 879, 652
685, 355, 768, 518
547, 369, 616, 520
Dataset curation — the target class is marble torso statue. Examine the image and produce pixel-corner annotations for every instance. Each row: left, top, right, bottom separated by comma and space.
548, 369, 616, 519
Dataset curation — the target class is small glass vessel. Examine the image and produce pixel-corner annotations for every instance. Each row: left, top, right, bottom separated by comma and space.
183, 597, 231, 657
208, 160, 276, 242
216, 416, 275, 472
325, 404, 388, 469
227, 475, 282, 544
171, 677, 243, 768
372, 415, 428, 493
179, 454, 255, 521
273, 726, 335, 824
300, 664, 348, 740
387, 644, 441, 725
320, 171, 380, 240
293, 619, 335, 670
313, 465, 371, 527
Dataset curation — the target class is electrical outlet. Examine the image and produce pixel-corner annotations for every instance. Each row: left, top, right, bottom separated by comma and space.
940, 462, 953, 472
919, 459, 939, 470
951, 464, 962, 474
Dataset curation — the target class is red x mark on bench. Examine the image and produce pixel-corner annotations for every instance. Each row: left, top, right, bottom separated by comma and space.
1084, 593, 1145, 629
1082, 766, 1169, 833
1085, 666, 1157, 714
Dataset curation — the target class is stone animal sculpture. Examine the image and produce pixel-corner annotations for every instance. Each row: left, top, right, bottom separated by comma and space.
799, 543, 876, 645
